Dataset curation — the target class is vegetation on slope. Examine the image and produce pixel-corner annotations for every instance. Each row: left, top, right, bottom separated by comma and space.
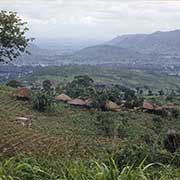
0, 84, 180, 179
19, 65, 180, 91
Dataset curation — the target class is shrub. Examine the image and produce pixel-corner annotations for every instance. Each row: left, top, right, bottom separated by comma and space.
42, 80, 52, 92
92, 90, 109, 110
163, 130, 180, 153
32, 89, 55, 112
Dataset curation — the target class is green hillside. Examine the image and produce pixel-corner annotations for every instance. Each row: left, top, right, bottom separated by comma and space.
0, 85, 180, 179
20, 65, 180, 91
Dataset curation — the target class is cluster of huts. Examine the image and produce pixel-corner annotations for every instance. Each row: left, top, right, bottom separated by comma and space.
55, 93, 127, 112
11, 87, 178, 113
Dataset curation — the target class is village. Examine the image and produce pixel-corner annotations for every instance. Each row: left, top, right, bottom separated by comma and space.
11, 82, 179, 118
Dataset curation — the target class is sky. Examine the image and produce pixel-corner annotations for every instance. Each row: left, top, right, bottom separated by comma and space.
1, 0, 180, 40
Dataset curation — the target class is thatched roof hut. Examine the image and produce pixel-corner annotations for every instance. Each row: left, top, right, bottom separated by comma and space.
162, 103, 177, 110
143, 101, 161, 110
55, 93, 72, 102
12, 88, 31, 100
67, 98, 86, 106
105, 100, 122, 112
143, 101, 154, 110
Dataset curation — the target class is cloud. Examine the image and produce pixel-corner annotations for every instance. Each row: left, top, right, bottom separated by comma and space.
1, 0, 180, 39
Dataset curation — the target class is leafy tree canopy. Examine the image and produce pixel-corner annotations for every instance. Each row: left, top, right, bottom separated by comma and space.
0, 11, 33, 63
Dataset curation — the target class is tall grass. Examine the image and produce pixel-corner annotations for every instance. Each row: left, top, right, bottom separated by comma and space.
0, 157, 54, 180
0, 157, 179, 180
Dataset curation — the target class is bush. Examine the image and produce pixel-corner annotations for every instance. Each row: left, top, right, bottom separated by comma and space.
42, 80, 52, 92
163, 130, 180, 153
6, 80, 22, 88
32, 89, 55, 112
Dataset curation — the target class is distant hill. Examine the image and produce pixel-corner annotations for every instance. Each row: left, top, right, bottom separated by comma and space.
13, 29, 180, 66
67, 29, 180, 65
108, 29, 180, 55
68, 45, 149, 64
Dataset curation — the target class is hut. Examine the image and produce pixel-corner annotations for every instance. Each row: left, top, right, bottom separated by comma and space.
142, 101, 164, 115
105, 100, 122, 112
55, 93, 72, 102
162, 103, 177, 110
67, 98, 86, 107
143, 101, 162, 110
12, 88, 31, 100
143, 101, 155, 110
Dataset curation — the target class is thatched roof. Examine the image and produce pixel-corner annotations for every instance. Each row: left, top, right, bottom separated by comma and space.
55, 93, 72, 102
143, 101, 154, 110
67, 98, 86, 106
143, 101, 161, 110
12, 88, 31, 99
162, 103, 177, 109
105, 100, 121, 112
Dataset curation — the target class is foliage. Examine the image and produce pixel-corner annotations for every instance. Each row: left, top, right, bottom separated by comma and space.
1, 85, 180, 178
114, 142, 180, 168
0, 157, 54, 180
0, 11, 33, 63
92, 89, 109, 110
32, 80, 56, 111
42, 80, 52, 92
64, 75, 96, 99
32, 89, 55, 112
6, 80, 22, 88
163, 130, 180, 153
73, 75, 94, 87
1, 156, 180, 180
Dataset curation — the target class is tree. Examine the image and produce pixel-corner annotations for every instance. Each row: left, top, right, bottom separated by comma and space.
0, 11, 33, 63
32, 89, 55, 112
64, 75, 95, 98
73, 75, 94, 87
42, 80, 52, 92
158, 89, 164, 96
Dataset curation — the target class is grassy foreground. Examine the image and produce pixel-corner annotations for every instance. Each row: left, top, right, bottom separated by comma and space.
1, 156, 179, 180
0, 85, 180, 179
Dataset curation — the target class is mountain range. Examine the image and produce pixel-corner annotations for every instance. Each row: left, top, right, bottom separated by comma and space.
108, 29, 180, 55
15, 29, 180, 66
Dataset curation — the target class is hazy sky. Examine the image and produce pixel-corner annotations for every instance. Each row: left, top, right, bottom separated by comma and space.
1, 0, 180, 40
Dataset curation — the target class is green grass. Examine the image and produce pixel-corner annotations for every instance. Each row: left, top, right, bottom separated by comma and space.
1, 156, 180, 180
0, 85, 180, 178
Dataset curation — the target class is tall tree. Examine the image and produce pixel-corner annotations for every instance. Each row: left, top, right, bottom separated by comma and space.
0, 11, 33, 63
